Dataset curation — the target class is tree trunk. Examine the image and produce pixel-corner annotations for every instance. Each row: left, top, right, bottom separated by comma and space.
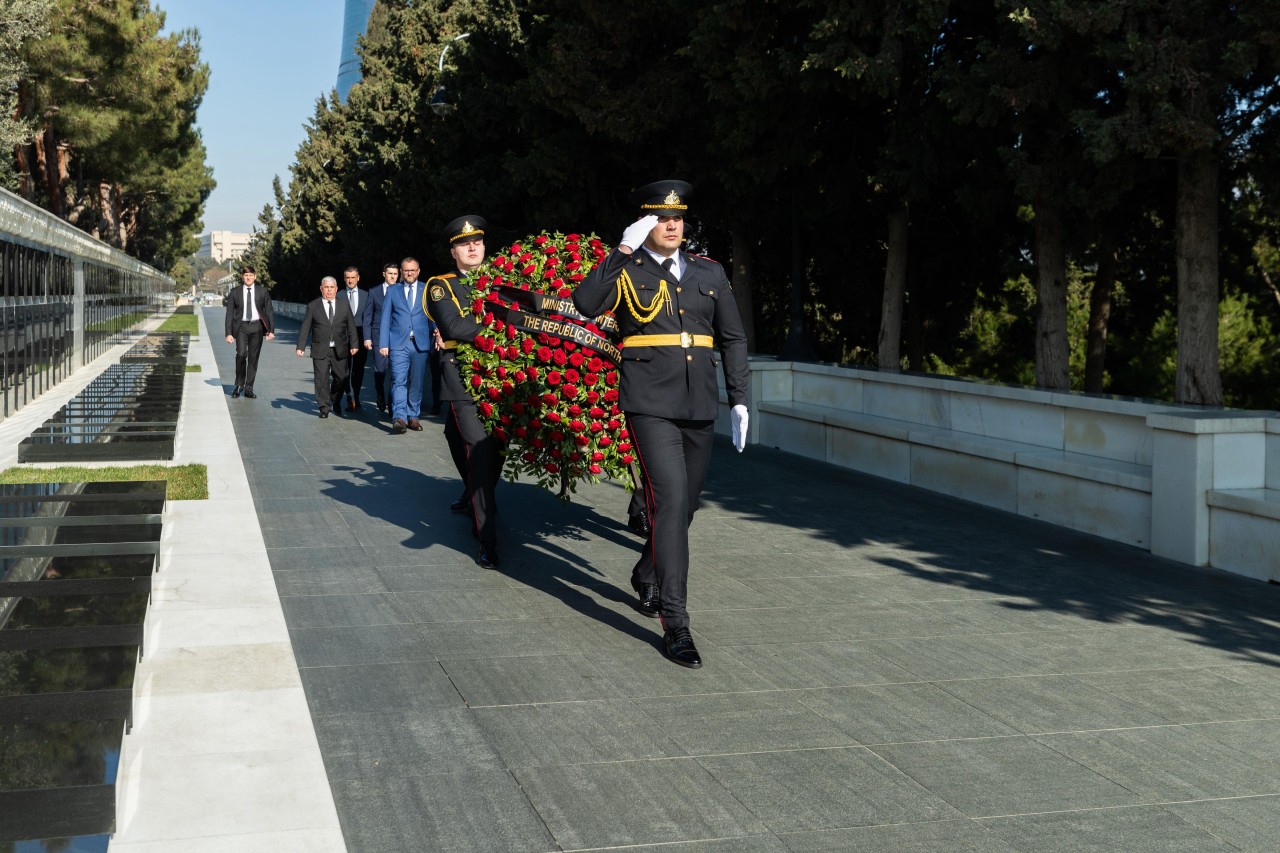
97, 181, 117, 247
730, 230, 756, 352
1084, 237, 1115, 394
878, 200, 909, 369
1174, 149, 1223, 406
1034, 200, 1070, 390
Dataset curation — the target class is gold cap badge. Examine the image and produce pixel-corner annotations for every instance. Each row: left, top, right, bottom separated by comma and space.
664, 190, 682, 205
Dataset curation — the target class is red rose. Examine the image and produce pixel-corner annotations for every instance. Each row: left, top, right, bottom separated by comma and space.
570, 419, 585, 433
513, 371, 526, 383
501, 381, 514, 396
479, 401, 493, 417
556, 288, 572, 298
565, 261, 581, 271
562, 385, 579, 398
546, 411, 561, 423
550, 448, 562, 459
535, 235, 549, 245
605, 371, 618, 386
618, 442, 631, 452
604, 389, 619, 403
589, 407, 605, 419
608, 419, 621, 430
541, 393, 556, 406
620, 429, 630, 439
621, 454, 634, 464
575, 435, 590, 447
537, 347, 552, 362
532, 437, 545, 449
470, 375, 483, 388
523, 451, 536, 463
515, 426, 528, 439
599, 436, 612, 447
506, 326, 518, 340
552, 349, 567, 366
521, 338, 535, 354
588, 358, 604, 372
547, 371, 562, 386
527, 366, 540, 379
521, 264, 536, 276
487, 387, 500, 400
569, 352, 584, 367
493, 320, 506, 333
591, 452, 605, 462
589, 422, 603, 433
589, 464, 602, 475
497, 366, 508, 379
586, 390, 601, 404
545, 462, 559, 474
564, 369, 580, 384
529, 418, 543, 429
570, 273, 585, 282
494, 427, 507, 441
563, 341, 576, 351
551, 430, 565, 442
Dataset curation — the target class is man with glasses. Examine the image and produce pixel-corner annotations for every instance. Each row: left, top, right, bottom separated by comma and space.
378, 257, 435, 434
363, 262, 399, 414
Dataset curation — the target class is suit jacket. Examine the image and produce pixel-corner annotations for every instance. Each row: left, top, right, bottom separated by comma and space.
341, 286, 366, 336
425, 271, 484, 403
224, 284, 275, 336
378, 280, 435, 354
574, 247, 748, 421
363, 282, 390, 348
297, 296, 358, 359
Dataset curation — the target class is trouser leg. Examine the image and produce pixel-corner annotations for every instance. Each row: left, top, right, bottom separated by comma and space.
627, 413, 713, 630
311, 356, 330, 413
238, 325, 264, 387
450, 398, 498, 548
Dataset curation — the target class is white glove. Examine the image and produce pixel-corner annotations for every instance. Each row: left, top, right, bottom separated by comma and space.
619, 215, 659, 251
730, 404, 748, 452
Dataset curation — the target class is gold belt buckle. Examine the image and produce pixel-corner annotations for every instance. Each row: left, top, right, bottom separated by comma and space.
680, 331, 693, 348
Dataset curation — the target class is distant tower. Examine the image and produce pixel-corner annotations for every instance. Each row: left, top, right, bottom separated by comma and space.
337, 0, 377, 102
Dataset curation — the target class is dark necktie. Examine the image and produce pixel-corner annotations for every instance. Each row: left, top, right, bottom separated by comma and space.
325, 300, 332, 320
662, 258, 675, 279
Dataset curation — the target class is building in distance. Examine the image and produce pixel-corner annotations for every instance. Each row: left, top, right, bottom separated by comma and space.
197, 230, 252, 264
337, 0, 377, 103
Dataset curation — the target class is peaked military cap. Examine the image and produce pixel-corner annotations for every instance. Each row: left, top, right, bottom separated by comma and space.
444, 215, 488, 244
631, 180, 692, 216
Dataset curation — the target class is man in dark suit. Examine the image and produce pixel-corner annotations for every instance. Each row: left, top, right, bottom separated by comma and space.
426, 215, 500, 569
362, 261, 398, 414
574, 180, 750, 669
340, 266, 368, 410
295, 276, 359, 418
223, 265, 275, 398
377, 257, 435, 434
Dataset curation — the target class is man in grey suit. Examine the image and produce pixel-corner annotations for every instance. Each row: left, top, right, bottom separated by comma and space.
296, 276, 359, 418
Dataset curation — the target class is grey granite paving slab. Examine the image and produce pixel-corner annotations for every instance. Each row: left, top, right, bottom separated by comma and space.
633, 690, 860, 754
780, 819, 1019, 852
279, 592, 405, 629
593, 644, 781, 697
868, 737, 1142, 817
698, 746, 963, 833
265, 544, 370, 571
794, 682, 1020, 744
255, 509, 348, 529
375, 562, 512, 591
388, 587, 556, 623
936, 674, 1174, 734
1035, 725, 1280, 802
299, 660, 462, 715
290, 623, 435, 667
987, 626, 1234, 674
978, 805, 1237, 852
1163, 794, 1280, 852
854, 635, 1049, 681
1184, 718, 1280, 766
329, 768, 557, 853
418, 618, 580, 659
441, 653, 627, 706
272, 565, 391, 596
719, 639, 919, 689
1077, 665, 1280, 723
473, 698, 687, 767
314, 708, 502, 779
261, 524, 357, 549
513, 758, 768, 849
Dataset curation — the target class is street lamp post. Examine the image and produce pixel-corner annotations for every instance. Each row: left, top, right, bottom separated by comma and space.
429, 33, 471, 117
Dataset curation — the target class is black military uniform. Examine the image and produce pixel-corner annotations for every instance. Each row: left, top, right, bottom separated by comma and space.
573, 180, 750, 668
426, 215, 501, 569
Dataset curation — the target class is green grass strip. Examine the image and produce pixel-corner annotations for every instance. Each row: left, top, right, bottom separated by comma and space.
157, 314, 200, 334
0, 463, 209, 501
185, 364, 202, 372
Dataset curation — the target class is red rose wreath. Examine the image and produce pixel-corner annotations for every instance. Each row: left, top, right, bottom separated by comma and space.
456, 231, 637, 496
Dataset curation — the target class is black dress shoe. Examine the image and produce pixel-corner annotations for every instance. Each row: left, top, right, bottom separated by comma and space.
231, 386, 242, 398
476, 547, 500, 570
663, 627, 702, 669
631, 580, 661, 618
628, 510, 651, 538
377, 398, 386, 413
392, 419, 407, 434
450, 494, 469, 514
244, 388, 257, 399
319, 411, 329, 418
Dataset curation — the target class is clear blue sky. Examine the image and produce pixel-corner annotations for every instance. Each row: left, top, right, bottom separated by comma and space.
158, 0, 346, 235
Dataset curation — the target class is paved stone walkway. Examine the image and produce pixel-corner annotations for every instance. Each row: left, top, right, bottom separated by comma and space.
211, 309, 1280, 853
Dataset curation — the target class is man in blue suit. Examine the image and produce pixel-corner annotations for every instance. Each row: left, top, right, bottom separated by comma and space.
378, 256, 435, 434
363, 261, 398, 414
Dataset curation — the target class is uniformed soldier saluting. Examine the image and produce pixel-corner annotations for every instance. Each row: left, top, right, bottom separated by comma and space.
426, 215, 501, 570
574, 180, 750, 668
